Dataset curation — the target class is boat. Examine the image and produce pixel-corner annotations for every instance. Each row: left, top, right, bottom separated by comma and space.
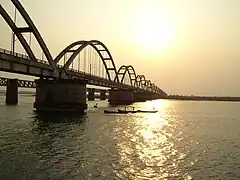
117, 106, 138, 113
118, 109, 138, 113
104, 110, 128, 114
118, 106, 158, 113
104, 106, 158, 114
137, 110, 158, 113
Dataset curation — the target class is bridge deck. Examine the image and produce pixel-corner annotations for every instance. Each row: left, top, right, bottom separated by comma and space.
0, 50, 141, 90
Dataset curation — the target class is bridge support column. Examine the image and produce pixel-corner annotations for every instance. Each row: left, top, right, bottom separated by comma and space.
109, 88, 134, 105
88, 88, 95, 101
5, 79, 18, 105
147, 92, 157, 100
134, 92, 165, 102
134, 91, 148, 102
153, 93, 159, 100
100, 90, 106, 100
34, 79, 87, 113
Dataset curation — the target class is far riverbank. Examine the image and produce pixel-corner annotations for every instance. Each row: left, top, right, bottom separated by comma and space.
165, 95, 240, 102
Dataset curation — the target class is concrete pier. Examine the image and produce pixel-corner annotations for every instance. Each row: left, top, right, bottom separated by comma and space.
88, 88, 95, 101
100, 90, 106, 100
34, 79, 87, 113
109, 88, 134, 105
5, 78, 18, 105
135, 91, 167, 101
134, 91, 148, 102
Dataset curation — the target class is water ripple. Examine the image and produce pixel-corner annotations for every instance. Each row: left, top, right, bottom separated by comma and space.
0, 97, 240, 179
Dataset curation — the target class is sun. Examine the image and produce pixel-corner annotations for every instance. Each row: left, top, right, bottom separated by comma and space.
133, 14, 173, 53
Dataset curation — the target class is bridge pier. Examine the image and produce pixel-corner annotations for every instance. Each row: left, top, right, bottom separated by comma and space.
134, 91, 148, 102
135, 91, 168, 102
5, 79, 18, 105
109, 88, 134, 105
100, 90, 106, 100
146, 92, 159, 100
88, 88, 95, 101
34, 79, 87, 113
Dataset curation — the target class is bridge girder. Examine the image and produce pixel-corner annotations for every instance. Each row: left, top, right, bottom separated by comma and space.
54, 40, 119, 82
0, 4, 36, 61
0, 0, 58, 73
115, 65, 138, 87
136, 75, 146, 88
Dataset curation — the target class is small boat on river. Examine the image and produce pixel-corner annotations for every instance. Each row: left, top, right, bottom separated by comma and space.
137, 110, 158, 113
104, 110, 127, 114
117, 109, 158, 113
118, 109, 138, 113
104, 106, 158, 114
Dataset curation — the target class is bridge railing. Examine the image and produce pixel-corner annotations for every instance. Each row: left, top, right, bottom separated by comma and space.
0, 48, 50, 65
0, 48, 116, 81
0, 48, 140, 88
0, 48, 30, 60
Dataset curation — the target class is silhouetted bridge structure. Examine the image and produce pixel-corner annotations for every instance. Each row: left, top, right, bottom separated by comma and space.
0, 76, 109, 100
0, 76, 36, 88
0, 0, 167, 112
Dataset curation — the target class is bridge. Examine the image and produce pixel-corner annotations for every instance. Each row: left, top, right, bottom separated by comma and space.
0, 0, 167, 112
0, 76, 109, 100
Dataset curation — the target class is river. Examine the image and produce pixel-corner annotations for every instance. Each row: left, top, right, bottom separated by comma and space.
0, 95, 239, 179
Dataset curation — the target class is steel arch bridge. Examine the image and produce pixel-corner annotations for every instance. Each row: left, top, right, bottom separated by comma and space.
0, 0, 167, 96
54, 40, 119, 82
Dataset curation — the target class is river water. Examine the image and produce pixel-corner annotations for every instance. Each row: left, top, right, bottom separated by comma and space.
0, 95, 239, 180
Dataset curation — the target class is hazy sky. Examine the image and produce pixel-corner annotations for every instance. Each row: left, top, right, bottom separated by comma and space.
0, 0, 239, 96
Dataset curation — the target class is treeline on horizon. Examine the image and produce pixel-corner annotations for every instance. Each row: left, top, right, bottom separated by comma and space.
167, 95, 240, 101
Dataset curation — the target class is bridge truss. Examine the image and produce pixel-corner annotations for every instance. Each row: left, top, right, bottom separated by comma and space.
0, 0, 167, 95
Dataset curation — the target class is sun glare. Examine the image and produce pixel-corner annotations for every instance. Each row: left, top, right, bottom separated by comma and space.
134, 13, 173, 54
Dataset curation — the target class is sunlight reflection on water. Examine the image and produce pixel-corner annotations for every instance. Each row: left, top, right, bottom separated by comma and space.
1, 96, 239, 179
114, 100, 193, 179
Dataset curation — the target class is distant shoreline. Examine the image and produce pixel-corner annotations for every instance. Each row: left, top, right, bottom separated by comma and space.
0, 91, 239, 102
165, 95, 240, 102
